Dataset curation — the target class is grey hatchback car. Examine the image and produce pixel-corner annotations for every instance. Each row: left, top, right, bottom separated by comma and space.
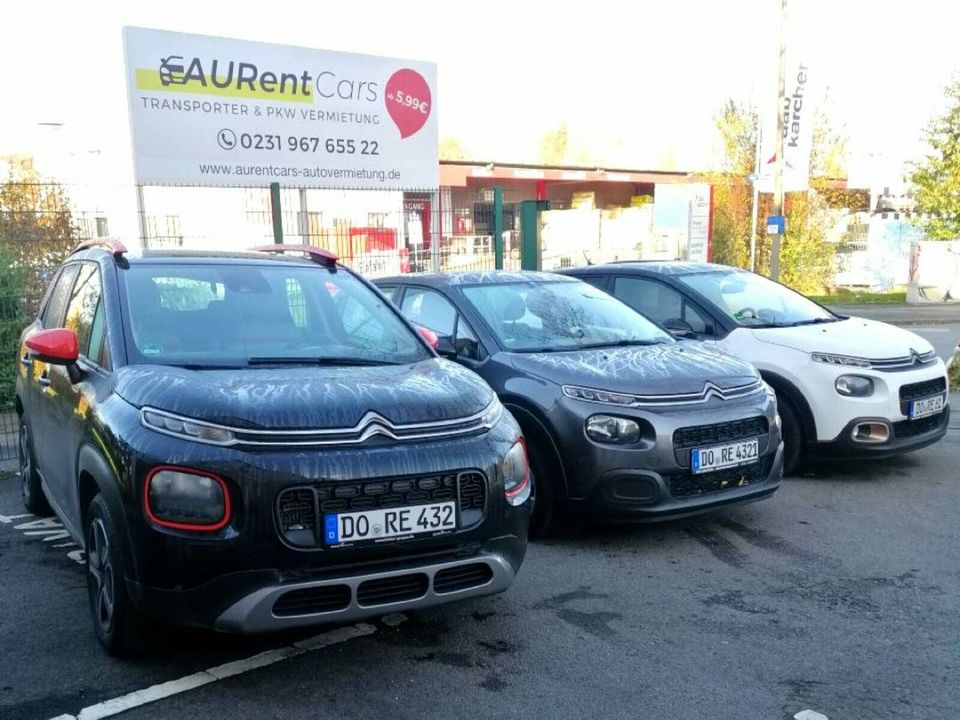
375, 271, 784, 536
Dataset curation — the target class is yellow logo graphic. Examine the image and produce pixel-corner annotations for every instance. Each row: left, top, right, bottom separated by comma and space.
135, 55, 314, 104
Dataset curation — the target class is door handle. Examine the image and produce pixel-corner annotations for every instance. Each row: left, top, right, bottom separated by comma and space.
20, 354, 32, 367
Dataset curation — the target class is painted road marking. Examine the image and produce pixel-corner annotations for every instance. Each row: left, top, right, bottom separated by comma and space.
795, 710, 829, 720
0, 510, 85, 564
51, 622, 378, 720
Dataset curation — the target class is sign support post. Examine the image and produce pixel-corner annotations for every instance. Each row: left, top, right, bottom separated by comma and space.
493, 186, 504, 270
270, 182, 283, 245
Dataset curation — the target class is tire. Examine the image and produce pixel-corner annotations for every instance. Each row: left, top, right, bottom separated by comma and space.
527, 441, 560, 539
777, 393, 803, 476
19, 419, 50, 515
85, 494, 154, 657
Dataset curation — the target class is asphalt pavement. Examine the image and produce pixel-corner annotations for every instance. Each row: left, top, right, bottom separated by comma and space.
2, 421, 958, 720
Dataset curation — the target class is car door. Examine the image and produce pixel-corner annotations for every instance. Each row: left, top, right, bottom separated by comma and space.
398, 286, 487, 366
611, 275, 719, 341
23, 264, 80, 486
41, 262, 111, 531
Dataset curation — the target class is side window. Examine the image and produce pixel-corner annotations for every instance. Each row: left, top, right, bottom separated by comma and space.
400, 288, 457, 337
378, 286, 399, 304
63, 264, 105, 361
613, 276, 711, 335
454, 315, 485, 361
41, 265, 80, 329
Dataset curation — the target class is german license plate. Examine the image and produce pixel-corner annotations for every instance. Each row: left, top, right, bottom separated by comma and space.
909, 394, 945, 420
323, 501, 456, 547
692, 439, 759, 475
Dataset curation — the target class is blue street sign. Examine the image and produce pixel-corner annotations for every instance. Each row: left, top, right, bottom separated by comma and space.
766, 215, 785, 235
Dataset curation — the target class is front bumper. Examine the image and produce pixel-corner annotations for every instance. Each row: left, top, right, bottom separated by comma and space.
554, 389, 783, 521
129, 535, 524, 631
215, 552, 515, 633
814, 403, 950, 459
576, 440, 784, 522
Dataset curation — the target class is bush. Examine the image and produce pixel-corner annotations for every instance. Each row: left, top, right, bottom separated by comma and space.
0, 248, 28, 408
949, 356, 960, 392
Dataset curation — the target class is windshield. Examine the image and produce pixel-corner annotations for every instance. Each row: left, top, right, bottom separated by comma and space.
461, 280, 672, 352
677, 271, 837, 327
121, 263, 430, 368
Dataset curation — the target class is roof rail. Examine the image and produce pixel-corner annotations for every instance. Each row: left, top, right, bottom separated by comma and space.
70, 238, 128, 257
249, 244, 339, 267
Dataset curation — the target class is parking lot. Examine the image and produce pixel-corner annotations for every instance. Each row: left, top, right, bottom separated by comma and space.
1, 407, 957, 720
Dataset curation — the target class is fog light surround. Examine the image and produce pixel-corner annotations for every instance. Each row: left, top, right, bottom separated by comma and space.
836, 375, 874, 397
586, 415, 641, 444
850, 422, 890, 444
144, 466, 231, 531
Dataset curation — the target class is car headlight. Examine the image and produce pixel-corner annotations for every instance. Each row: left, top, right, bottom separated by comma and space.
480, 396, 503, 429
501, 439, 530, 506
145, 467, 231, 530
563, 385, 636, 406
142, 408, 235, 445
811, 352, 872, 369
835, 375, 874, 397
585, 415, 641, 444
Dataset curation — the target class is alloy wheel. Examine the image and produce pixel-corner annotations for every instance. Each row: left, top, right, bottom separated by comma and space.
87, 518, 115, 633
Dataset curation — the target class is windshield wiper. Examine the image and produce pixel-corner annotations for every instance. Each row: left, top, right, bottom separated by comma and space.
247, 357, 398, 367
786, 317, 840, 326
576, 338, 670, 350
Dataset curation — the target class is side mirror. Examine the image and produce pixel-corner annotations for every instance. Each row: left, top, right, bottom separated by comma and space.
415, 325, 440, 350
26, 329, 79, 365
435, 335, 457, 359
662, 318, 695, 339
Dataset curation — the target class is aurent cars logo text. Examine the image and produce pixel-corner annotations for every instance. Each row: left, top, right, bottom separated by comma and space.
137, 54, 382, 104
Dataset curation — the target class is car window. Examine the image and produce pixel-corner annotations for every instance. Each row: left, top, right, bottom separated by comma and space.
87, 293, 109, 369
401, 288, 457, 337
454, 315, 485, 361
121, 264, 428, 367
63, 263, 104, 357
378, 286, 399, 303
461, 280, 672, 352
613, 276, 710, 335
41, 264, 80, 329
676, 270, 836, 327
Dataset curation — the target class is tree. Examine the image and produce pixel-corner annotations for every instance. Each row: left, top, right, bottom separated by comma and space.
910, 75, 960, 240
439, 137, 467, 161
0, 156, 82, 301
540, 124, 570, 166
707, 98, 854, 293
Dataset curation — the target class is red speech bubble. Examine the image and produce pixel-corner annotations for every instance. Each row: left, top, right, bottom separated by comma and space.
384, 69, 432, 139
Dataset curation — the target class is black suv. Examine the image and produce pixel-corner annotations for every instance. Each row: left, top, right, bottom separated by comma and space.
16, 241, 530, 656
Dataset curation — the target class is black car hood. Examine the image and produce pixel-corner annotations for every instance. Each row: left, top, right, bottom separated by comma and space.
508, 342, 758, 395
114, 359, 494, 430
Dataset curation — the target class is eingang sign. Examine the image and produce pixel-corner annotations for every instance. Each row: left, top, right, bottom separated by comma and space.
123, 27, 438, 189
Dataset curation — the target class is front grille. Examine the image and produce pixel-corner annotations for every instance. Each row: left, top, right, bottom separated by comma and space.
273, 585, 351, 616
899, 377, 947, 414
356, 573, 429, 606
893, 413, 947, 439
433, 563, 493, 594
276, 471, 487, 547
668, 458, 772, 499
673, 416, 769, 450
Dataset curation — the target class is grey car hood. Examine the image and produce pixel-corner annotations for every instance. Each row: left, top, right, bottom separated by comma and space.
507, 342, 759, 396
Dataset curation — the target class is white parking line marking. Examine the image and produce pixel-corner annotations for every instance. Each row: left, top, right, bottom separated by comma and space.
52, 622, 377, 720
0, 512, 33, 523
795, 710, 830, 720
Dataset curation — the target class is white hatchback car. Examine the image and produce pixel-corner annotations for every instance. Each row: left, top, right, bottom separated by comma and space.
565, 262, 951, 473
